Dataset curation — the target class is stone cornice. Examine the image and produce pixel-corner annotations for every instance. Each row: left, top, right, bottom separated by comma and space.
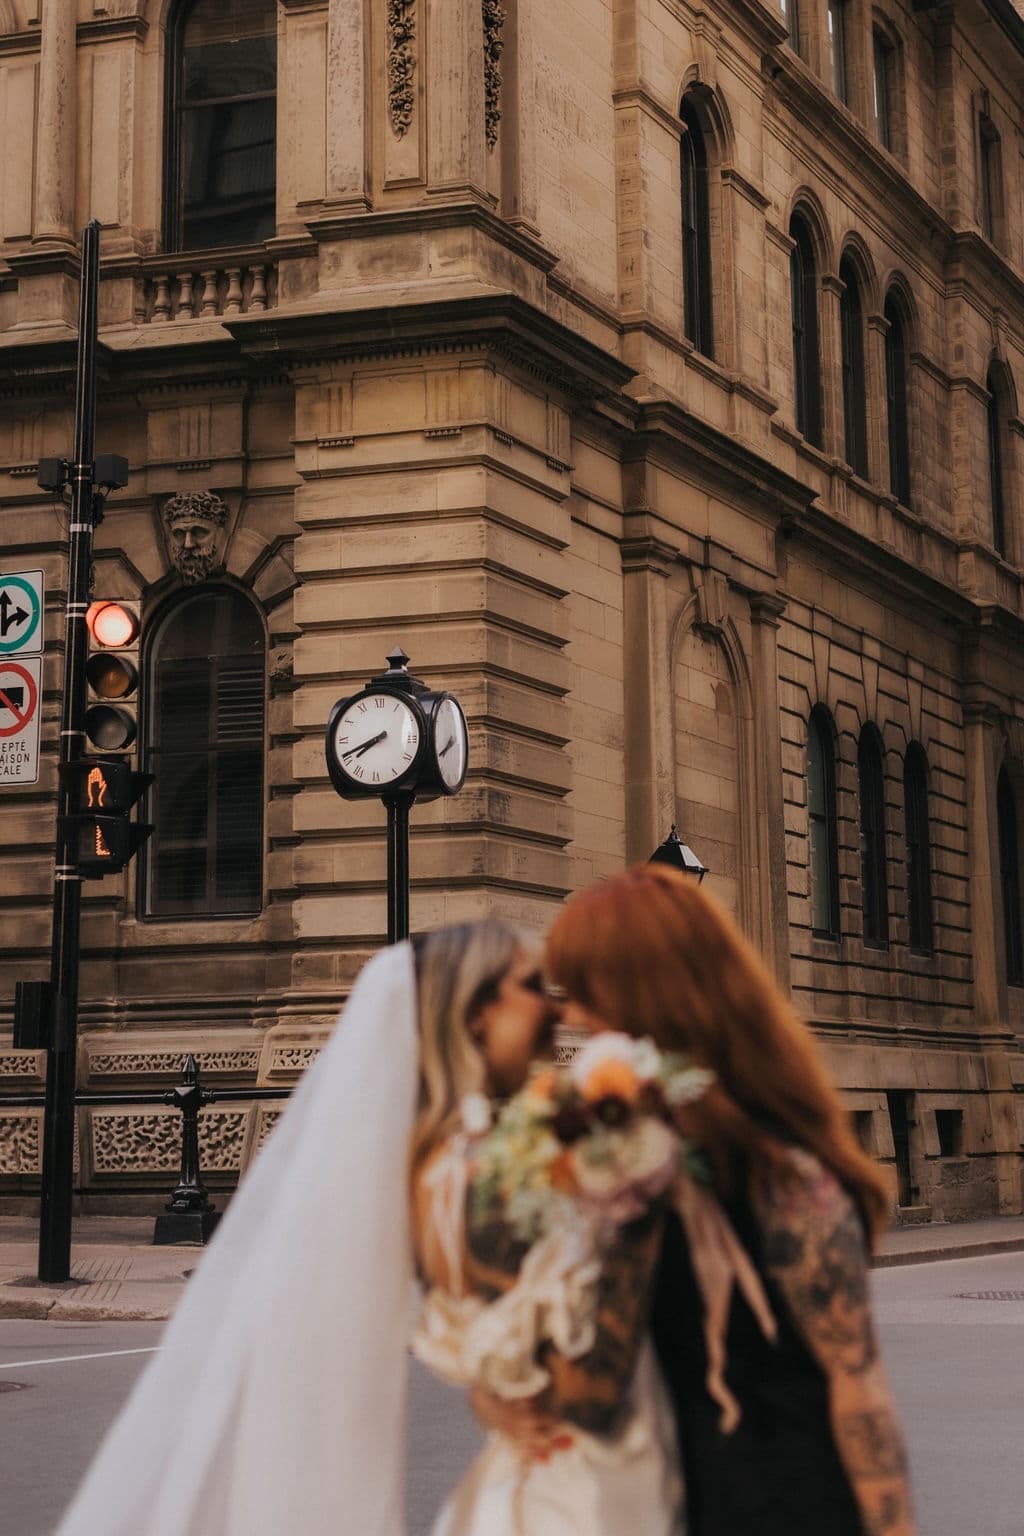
626, 397, 816, 523
223, 292, 635, 403
656, 0, 787, 58
0, 30, 39, 57
78, 17, 148, 44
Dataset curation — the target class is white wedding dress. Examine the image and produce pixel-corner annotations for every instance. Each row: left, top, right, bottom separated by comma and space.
412, 1141, 685, 1536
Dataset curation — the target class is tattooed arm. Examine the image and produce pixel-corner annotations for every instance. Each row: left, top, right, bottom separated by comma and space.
757, 1151, 916, 1536
464, 1174, 662, 1436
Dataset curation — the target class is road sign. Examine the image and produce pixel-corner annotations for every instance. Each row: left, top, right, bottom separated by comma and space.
0, 569, 44, 655
0, 655, 42, 784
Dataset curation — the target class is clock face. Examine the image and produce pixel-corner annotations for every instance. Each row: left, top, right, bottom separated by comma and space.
331, 693, 421, 789
434, 696, 468, 791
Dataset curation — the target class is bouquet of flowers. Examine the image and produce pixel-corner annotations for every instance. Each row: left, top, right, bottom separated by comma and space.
466, 1031, 714, 1247
413, 1031, 716, 1405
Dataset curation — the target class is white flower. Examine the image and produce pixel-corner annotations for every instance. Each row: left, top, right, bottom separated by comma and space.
461, 1092, 493, 1136
664, 1065, 716, 1106
631, 1037, 662, 1081
570, 1031, 639, 1088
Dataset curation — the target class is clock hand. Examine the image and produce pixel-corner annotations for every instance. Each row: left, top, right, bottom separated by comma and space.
438, 736, 456, 758
342, 730, 387, 760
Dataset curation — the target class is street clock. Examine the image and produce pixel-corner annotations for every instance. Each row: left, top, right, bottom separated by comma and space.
326, 648, 469, 802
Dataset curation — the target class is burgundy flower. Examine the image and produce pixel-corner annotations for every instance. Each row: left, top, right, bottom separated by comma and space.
593, 1095, 631, 1127
552, 1103, 589, 1144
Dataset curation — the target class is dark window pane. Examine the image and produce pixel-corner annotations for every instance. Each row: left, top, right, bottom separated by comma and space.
885, 299, 911, 506
873, 33, 893, 149
840, 259, 868, 478
144, 589, 264, 919
987, 370, 1006, 556
808, 708, 840, 937
904, 745, 933, 952
859, 726, 889, 945
829, 0, 848, 102
167, 0, 277, 252
998, 768, 1022, 986
791, 220, 822, 448
680, 100, 714, 359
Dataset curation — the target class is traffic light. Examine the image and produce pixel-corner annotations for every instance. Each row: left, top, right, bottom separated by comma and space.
60, 756, 153, 878
85, 599, 141, 752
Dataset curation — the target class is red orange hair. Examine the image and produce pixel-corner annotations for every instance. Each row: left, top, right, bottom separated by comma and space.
546, 865, 888, 1243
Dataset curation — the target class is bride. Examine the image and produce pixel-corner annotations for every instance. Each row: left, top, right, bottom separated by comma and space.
55, 922, 682, 1536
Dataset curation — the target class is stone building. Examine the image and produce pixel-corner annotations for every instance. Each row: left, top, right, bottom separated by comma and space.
1, 0, 1022, 1220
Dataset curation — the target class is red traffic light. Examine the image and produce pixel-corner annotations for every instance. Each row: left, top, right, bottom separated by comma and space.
87, 601, 139, 648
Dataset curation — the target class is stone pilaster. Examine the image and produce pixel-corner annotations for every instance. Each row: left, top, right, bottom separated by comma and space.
621, 531, 676, 864
425, 0, 488, 200
34, 0, 75, 246
963, 701, 1003, 1031
750, 592, 792, 990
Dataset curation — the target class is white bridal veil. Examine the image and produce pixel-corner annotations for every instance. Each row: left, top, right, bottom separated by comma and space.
56, 943, 420, 1536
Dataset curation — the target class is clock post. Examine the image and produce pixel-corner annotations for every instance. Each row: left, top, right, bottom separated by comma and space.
325, 648, 469, 945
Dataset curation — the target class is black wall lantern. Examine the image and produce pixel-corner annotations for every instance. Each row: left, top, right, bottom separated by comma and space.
649, 825, 709, 882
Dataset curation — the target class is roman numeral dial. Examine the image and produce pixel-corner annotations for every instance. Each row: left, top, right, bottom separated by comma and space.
330, 693, 421, 791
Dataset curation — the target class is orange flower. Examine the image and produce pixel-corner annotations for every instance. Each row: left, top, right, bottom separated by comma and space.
580, 1059, 640, 1105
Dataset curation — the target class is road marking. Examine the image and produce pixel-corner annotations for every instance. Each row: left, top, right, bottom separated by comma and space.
0, 1347, 159, 1371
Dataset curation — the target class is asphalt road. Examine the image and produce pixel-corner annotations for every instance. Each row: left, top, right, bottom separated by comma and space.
1, 1251, 1021, 1535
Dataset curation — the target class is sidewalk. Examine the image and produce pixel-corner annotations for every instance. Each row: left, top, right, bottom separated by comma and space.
1, 1211, 1023, 1322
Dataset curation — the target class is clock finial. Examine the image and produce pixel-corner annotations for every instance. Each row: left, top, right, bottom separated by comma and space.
385, 646, 410, 674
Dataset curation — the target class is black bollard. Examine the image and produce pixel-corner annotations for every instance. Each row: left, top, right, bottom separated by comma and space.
153, 1055, 221, 1246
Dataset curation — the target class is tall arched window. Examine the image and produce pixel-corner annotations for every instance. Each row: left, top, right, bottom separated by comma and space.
144, 587, 265, 918
884, 294, 911, 506
978, 109, 1002, 244
828, 0, 849, 103
903, 743, 933, 952
998, 766, 1023, 986
839, 256, 868, 478
807, 706, 841, 937
165, 0, 277, 252
987, 364, 1008, 558
680, 97, 714, 359
858, 724, 889, 946
790, 217, 822, 448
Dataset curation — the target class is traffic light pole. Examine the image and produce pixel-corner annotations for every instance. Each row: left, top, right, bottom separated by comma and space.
38, 220, 101, 1283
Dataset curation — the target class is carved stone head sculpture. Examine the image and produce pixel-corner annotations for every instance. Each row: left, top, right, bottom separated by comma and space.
162, 491, 229, 585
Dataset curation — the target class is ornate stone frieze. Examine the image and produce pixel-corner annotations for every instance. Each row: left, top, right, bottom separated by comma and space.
0, 1112, 41, 1175
267, 1045, 321, 1078
90, 1109, 248, 1175
161, 490, 228, 585
0, 1051, 43, 1080
387, 0, 416, 138
483, 0, 506, 149
88, 1049, 261, 1079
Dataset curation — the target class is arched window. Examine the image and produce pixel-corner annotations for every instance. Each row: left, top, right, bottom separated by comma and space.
987, 364, 1008, 557
790, 217, 822, 448
165, 0, 277, 253
884, 294, 911, 506
903, 743, 932, 952
998, 766, 1023, 986
807, 706, 841, 937
680, 97, 714, 359
858, 724, 889, 946
839, 256, 868, 478
144, 587, 265, 919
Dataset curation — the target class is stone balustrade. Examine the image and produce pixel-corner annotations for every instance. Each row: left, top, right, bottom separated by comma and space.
145, 260, 277, 323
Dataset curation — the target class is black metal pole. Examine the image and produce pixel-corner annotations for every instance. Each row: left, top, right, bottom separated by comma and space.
38, 220, 101, 1283
385, 792, 414, 943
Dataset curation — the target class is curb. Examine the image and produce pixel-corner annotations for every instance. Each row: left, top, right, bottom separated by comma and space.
874, 1236, 1024, 1269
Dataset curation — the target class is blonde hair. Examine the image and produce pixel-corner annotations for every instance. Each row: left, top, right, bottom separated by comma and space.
409, 919, 533, 1176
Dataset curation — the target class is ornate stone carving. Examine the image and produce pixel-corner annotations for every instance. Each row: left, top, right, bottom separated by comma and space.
386, 0, 416, 138
161, 490, 228, 585
267, 1045, 321, 1078
253, 1107, 284, 1154
0, 1052, 43, 1079
483, 0, 506, 149
0, 1113, 41, 1175
89, 1050, 261, 1078
90, 1109, 248, 1175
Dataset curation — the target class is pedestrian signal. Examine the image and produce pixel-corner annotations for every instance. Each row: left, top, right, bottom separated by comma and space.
85, 600, 141, 751
61, 755, 153, 877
